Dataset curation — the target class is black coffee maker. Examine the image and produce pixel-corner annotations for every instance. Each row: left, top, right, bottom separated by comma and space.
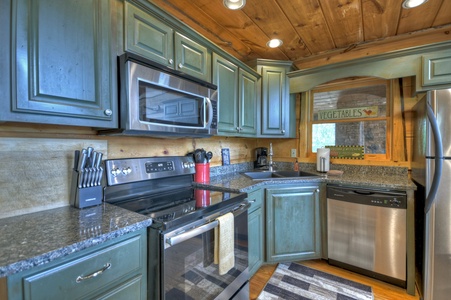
254, 147, 268, 169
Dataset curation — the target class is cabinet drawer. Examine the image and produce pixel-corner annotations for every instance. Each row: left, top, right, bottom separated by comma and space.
22, 235, 144, 300
247, 188, 263, 213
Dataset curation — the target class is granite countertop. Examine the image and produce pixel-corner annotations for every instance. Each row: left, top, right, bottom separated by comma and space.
0, 203, 152, 278
196, 165, 416, 193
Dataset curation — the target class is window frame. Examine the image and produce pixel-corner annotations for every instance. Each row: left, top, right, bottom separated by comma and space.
306, 77, 392, 161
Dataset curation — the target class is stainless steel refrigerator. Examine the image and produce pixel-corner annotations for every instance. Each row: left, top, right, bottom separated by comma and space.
412, 88, 451, 300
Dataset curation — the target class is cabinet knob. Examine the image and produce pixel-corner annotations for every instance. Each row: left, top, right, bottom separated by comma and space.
104, 109, 113, 116
236, 127, 240, 132
178, 63, 183, 69
168, 59, 174, 64
315, 189, 320, 193
281, 129, 285, 134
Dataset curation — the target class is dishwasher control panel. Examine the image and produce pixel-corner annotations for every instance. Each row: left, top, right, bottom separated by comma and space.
327, 185, 407, 209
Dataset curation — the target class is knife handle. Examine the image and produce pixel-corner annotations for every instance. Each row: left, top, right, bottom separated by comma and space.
91, 152, 97, 168
95, 152, 103, 168
78, 169, 84, 189
74, 150, 80, 171
78, 149, 87, 172
86, 147, 94, 166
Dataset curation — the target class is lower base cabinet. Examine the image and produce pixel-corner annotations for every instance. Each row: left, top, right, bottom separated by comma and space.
247, 188, 264, 277
7, 229, 147, 300
265, 185, 321, 263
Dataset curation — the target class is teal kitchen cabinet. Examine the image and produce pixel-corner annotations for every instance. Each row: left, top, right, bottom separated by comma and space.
1, 0, 117, 128
213, 53, 258, 136
7, 229, 147, 300
124, 2, 211, 82
421, 51, 451, 89
249, 59, 296, 138
265, 185, 321, 263
247, 188, 264, 277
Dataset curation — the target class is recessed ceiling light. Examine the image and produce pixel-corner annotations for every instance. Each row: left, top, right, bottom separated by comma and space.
267, 39, 283, 48
223, 0, 246, 10
402, 0, 428, 9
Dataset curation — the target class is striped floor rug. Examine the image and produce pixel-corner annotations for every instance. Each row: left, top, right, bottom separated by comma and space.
257, 262, 374, 300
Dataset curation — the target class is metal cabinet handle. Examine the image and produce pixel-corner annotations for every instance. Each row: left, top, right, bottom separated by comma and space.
178, 63, 183, 68
281, 129, 285, 134
315, 189, 320, 193
76, 263, 111, 283
104, 109, 112, 116
168, 58, 174, 64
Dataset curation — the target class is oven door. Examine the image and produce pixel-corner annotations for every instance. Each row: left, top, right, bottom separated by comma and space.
160, 204, 249, 300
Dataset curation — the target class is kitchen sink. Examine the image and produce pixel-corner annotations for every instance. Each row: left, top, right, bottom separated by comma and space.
242, 170, 322, 180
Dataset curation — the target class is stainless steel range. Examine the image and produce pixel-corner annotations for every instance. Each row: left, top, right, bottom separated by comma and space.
103, 156, 249, 300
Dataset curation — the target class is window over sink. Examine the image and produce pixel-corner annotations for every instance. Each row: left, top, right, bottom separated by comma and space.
308, 78, 391, 161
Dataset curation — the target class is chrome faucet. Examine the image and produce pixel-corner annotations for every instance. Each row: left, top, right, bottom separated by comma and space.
268, 143, 275, 172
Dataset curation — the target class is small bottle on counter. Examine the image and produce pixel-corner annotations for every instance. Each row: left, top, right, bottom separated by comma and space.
293, 159, 299, 171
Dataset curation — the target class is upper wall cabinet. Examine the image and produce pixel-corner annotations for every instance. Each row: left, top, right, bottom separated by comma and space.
249, 59, 296, 138
422, 51, 451, 88
0, 0, 117, 128
124, 2, 211, 82
213, 54, 258, 136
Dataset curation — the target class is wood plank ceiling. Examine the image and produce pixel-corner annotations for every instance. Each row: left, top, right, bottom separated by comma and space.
149, 0, 451, 70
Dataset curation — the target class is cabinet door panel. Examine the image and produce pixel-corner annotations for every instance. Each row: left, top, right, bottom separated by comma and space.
213, 54, 239, 134
422, 52, 451, 87
266, 186, 321, 263
261, 67, 285, 135
175, 33, 211, 82
11, 0, 115, 126
248, 207, 264, 277
239, 69, 258, 135
125, 3, 174, 67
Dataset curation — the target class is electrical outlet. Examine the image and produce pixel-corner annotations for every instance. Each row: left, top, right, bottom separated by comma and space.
290, 149, 296, 157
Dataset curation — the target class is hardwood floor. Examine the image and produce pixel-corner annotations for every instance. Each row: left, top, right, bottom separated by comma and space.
250, 259, 419, 300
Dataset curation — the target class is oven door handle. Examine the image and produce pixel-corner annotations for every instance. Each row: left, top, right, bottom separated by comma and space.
166, 220, 219, 247
166, 201, 250, 247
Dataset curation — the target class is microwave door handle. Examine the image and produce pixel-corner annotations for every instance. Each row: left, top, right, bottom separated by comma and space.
166, 220, 219, 248
205, 97, 213, 127
425, 101, 443, 214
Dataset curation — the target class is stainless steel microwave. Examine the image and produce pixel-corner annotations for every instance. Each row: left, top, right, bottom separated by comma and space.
100, 53, 218, 137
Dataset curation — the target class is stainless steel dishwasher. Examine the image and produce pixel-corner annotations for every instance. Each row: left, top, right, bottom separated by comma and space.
327, 184, 407, 288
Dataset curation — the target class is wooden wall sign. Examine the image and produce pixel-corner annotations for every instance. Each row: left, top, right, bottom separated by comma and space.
317, 106, 378, 120
326, 145, 365, 159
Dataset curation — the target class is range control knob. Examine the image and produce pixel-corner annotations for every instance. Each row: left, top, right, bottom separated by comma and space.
121, 167, 132, 175
111, 168, 121, 177
183, 162, 193, 168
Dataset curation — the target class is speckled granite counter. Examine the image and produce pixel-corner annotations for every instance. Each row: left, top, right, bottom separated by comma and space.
198, 163, 416, 192
0, 203, 152, 278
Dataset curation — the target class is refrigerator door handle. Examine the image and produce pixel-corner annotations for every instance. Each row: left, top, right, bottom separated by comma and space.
425, 101, 443, 213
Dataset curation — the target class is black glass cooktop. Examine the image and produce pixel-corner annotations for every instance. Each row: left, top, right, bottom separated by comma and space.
113, 186, 246, 230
